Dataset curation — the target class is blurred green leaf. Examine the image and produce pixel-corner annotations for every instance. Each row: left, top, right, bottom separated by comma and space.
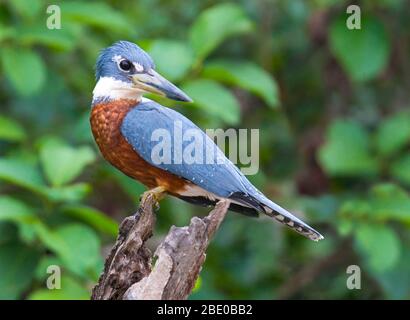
34, 255, 63, 281
0, 24, 16, 42
370, 183, 408, 199
376, 248, 410, 299
60, 1, 130, 32
319, 120, 378, 177
203, 60, 279, 108
43, 183, 92, 203
189, 3, 253, 60
370, 183, 410, 224
62, 205, 118, 237
0, 242, 40, 299
0, 158, 85, 202
24, 220, 102, 283
339, 198, 371, 220
54, 224, 101, 278
0, 115, 26, 142
390, 153, 410, 186
302, 195, 339, 223
148, 40, 194, 82
0, 158, 45, 193
0, 223, 18, 245
8, 0, 43, 18
337, 219, 354, 236
39, 138, 95, 187
0, 197, 70, 256
182, 79, 240, 124
329, 16, 390, 82
339, 183, 410, 225
0, 154, 91, 202
28, 275, 89, 300
355, 224, 400, 273
192, 276, 202, 293
0, 196, 35, 225
18, 222, 37, 244
376, 112, 410, 156
1, 47, 46, 96
17, 27, 76, 51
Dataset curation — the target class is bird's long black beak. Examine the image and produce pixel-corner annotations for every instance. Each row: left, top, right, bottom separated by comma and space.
131, 70, 192, 102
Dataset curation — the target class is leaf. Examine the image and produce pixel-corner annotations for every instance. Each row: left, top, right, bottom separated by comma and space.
39, 137, 95, 187
28, 275, 89, 300
17, 26, 76, 51
376, 112, 410, 156
0, 24, 15, 43
390, 153, 410, 186
370, 183, 408, 200
376, 248, 410, 299
0, 242, 40, 299
1, 47, 46, 96
339, 198, 372, 220
337, 219, 354, 236
182, 79, 240, 124
30, 222, 70, 261
203, 60, 279, 108
0, 158, 46, 193
54, 224, 101, 278
193, 276, 202, 293
62, 205, 118, 237
302, 195, 340, 223
329, 16, 390, 82
339, 184, 410, 225
0, 196, 35, 225
374, 202, 410, 225
0, 158, 90, 202
148, 40, 194, 82
318, 120, 378, 177
12, 221, 96, 280
8, 0, 43, 18
0, 115, 26, 142
60, 2, 130, 32
33, 224, 100, 285
0, 197, 71, 255
44, 183, 92, 203
189, 3, 253, 59
0, 222, 18, 245
370, 183, 410, 224
355, 224, 401, 273
34, 255, 63, 281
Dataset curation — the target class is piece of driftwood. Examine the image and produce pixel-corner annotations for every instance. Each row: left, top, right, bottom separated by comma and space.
91, 193, 230, 300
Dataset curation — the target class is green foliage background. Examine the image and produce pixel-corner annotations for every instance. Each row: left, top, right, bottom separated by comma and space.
1, 0, 409, 299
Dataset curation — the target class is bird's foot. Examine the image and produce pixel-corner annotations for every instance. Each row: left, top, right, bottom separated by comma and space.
140, 186, 167, 211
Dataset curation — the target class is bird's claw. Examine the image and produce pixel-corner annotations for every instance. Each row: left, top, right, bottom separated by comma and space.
140, 186, 166, 211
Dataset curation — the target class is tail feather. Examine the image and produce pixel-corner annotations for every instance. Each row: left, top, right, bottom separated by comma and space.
261, 200, 324, 241
230, 191, 324, 241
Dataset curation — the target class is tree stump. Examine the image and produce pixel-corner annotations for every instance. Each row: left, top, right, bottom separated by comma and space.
91, 194, 230, 300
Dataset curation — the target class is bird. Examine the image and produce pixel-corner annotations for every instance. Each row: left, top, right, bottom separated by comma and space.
90, 41, 324, 241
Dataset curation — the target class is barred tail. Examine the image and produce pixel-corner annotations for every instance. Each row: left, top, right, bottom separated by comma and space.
260, 197, 324, 241
228, 191, 324, 241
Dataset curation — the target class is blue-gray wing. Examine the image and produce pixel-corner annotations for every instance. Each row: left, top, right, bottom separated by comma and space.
120, 99, 254, 198
121, 99, 324, 241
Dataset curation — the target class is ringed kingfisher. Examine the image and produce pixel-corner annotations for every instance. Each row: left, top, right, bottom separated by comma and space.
90, 41, 323, 241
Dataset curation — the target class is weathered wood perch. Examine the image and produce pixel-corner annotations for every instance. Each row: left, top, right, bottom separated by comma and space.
91, 194, 230, 300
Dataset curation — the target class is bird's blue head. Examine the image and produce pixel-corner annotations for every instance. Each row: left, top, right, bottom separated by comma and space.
93, 41, 192, 103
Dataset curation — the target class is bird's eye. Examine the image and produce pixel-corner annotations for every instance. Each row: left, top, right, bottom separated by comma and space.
119, 59, 132, 71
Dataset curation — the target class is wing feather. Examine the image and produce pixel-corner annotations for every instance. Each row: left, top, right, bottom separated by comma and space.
121, 99, 323, 241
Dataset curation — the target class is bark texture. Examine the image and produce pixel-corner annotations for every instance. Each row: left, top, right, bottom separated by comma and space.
91, 194, 229, 300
